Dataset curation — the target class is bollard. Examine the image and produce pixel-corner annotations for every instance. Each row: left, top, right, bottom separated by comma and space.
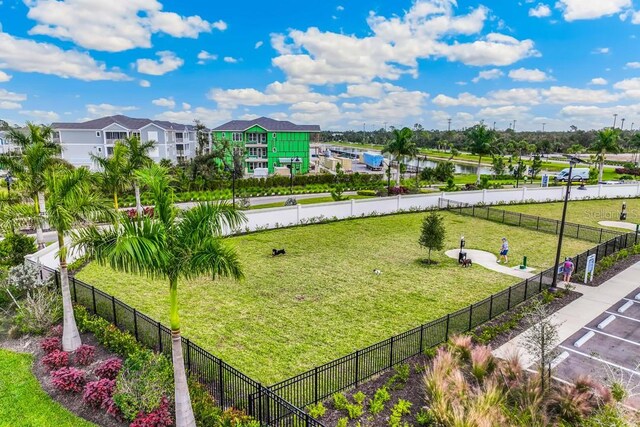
520, 256, 527, 270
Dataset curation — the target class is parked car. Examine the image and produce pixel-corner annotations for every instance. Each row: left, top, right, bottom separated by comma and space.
554, 168, 590, 182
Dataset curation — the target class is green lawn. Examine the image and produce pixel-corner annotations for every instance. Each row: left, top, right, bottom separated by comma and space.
77, 212, 592, 384
0, 349, 96, 427
502, 198, 640, 229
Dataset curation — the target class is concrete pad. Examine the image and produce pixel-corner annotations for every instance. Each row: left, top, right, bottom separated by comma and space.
444, 249, 535, 280
598, 220, 639, 231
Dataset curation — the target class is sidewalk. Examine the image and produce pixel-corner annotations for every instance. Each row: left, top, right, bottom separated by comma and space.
494, 260, 640, 367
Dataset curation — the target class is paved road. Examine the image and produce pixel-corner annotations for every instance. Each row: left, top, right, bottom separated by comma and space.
173, 191, 358, 210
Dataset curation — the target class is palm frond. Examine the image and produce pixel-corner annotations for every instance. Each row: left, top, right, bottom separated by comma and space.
185, 237, 244, 281
177, 201, 246, 242
136, 165, 176, 227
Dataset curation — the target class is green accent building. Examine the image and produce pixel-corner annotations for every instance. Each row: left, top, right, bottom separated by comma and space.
211, 117, 320, 175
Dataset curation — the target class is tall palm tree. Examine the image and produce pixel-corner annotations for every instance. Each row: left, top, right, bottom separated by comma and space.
45, 166, 113, 352
0, 124, 62, 248
91, 142, 130, 210
122, 135, 155, 216
467, 124, 497, 184
73, 165, 245, 427
382, 127, 416, 189
592, 128, 621, 182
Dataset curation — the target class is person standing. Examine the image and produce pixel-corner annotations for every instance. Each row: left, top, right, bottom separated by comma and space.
563, 257, 574, 284
498, 237, 509, 264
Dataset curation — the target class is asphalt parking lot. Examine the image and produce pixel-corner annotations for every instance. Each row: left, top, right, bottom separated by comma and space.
552, 288, 640, 409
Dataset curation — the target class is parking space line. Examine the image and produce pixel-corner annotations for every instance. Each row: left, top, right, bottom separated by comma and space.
605, 311, 640, 324
584, 327, 640, 347
559, 345, 640, 376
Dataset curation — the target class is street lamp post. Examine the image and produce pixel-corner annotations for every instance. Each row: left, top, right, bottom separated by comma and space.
289, 156, 301, 194
4, 172, 13, 197
550, 156, 584, 291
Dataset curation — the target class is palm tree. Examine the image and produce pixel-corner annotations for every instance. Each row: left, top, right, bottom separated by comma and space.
91, 142, 130, 210
0, 124, 62, 248
73, 165, 245, 427
382, 127, 416, 189
45, 166, 113, 352
122, 135, 155, 216
592, 128, 621, 182
467, 124, 497, 184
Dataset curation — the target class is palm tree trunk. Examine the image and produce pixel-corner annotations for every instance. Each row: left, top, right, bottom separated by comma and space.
33, 196, 45, 249
598, 156, 604, 182
134, 182, 143, 217
476, 156, 482, 184
38, 191, 49, 230
169, 277, 196, 427
113, 192, 119, 210
58, 233, 82, 352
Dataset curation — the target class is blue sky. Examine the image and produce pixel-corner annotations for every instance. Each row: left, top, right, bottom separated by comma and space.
0, 0, 639, 131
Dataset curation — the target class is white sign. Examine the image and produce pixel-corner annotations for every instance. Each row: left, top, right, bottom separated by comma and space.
584, 254, 597, 284
541, 174, 549, 188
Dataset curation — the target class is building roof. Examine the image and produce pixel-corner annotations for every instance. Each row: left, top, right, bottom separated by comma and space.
51, 115, 199, 131
213, 117, 320, 132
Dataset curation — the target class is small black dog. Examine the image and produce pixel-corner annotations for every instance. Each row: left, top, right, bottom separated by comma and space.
272, 248, 286, 256
461, 258, 473, 268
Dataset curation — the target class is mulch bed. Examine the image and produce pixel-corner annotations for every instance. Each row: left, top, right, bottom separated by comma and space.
322, 356, 429, 427
1, 329, 126, 427
584, 253, 640, 287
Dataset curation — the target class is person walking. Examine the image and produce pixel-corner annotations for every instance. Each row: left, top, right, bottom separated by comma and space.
563, 257, 574, 284
498, 237, 509, 264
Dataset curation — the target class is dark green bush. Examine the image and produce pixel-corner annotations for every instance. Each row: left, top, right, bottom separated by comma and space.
0, 234, 37, 267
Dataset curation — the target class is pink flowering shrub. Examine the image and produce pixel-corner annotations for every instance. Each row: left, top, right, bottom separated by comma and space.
51, 367, 85, 393
74, 344, 96, 366
42, 349, 69, 370
83, 378, 116, 409
95, 357, 123, 380
41, 336, 62, 354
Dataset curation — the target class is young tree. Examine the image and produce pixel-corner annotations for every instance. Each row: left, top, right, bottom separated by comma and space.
592, 128, 621, 182
530, 155, 543, 179
46, 166, 113, 351
73, 165, 245, 427
382, 127, 417, 188
418, 211, 446, 264
194, 120, 209, 156
523, 302, 561, 392
91, 142, 129, 210
467, 124, 496, 184
122, 135, 155, 217
0, 123, 63, 248
491, 155, 506, 176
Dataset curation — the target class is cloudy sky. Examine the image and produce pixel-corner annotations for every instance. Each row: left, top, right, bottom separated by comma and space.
0, 0, 639, 131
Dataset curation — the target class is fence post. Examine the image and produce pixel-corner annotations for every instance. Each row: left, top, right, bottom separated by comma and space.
54, 271, 59, 290
599, 228, 603, 243
419, 323, 425, 354
91, 286, 97, 314
389, 336, 394, 369
133, 309, 138, 340
111, 295, 117, 326
489, 294, 494, 319
445, 314, 450, 340
502, 210, 506, 223
539, 273, 543, 292
468, 304, 474, 330
518, 213, 523, 226
555, 221, 559, 235
71, 277, 77, 302
354, 350, 360, 387
218, 360, 224, 406
314, 367, 319, 403
536, 216, 540, 231
507, 287, 512, 310
157, 322, 163, 353
186, 339, 191, 372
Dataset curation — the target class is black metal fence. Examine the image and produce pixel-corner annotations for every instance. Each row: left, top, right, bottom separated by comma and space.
267, 231, 637, 408
36, 265, 324, 427
438, 198, 623, 244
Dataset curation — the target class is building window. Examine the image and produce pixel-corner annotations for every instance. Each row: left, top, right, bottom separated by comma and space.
96, 146, 102, 153
96, 131, 101, 137
105, 131, 128, 141
106, 147, 114, 156
176, 132, 183, 139
272, 133, 277, 139
232, 132, 243, 142
131, 131, 141, 139
272, 147, 277, 153
260, 133, 267, 143
248, 133, 259, 142
222, 132, 226, 138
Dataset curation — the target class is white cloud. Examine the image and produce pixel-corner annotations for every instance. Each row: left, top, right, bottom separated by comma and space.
25, 0, 223, 52
508, 67, 551, 82
341, 82, 406, 98
613, 77, 640, 98
556, 0, 631, 21
589, 77, 608, 85
197, 50, 218, 64
592, 47, 610, 54
85, 103, 138, 118
154, 107, 232, 128
337, 5, 344, 11
477, 105, 530, 118
0, 88, 26, 102
223, 56, 239, 63
209, 81, 334, 108
19, 110, 59, 122
136, 51, 183, 75
529, 4, 552, 17
255, 41, 264, 49
0, 71, 12, 82
139, 79, 151, 87
471, 68, 504, 83
626, 62, 640, 68
0, 101, 22, 109
0, 30, 128, 81
541, 86, 621, 104
152, 97, 175, 109
182, 102, 191, 110
270, 2, 537, 85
